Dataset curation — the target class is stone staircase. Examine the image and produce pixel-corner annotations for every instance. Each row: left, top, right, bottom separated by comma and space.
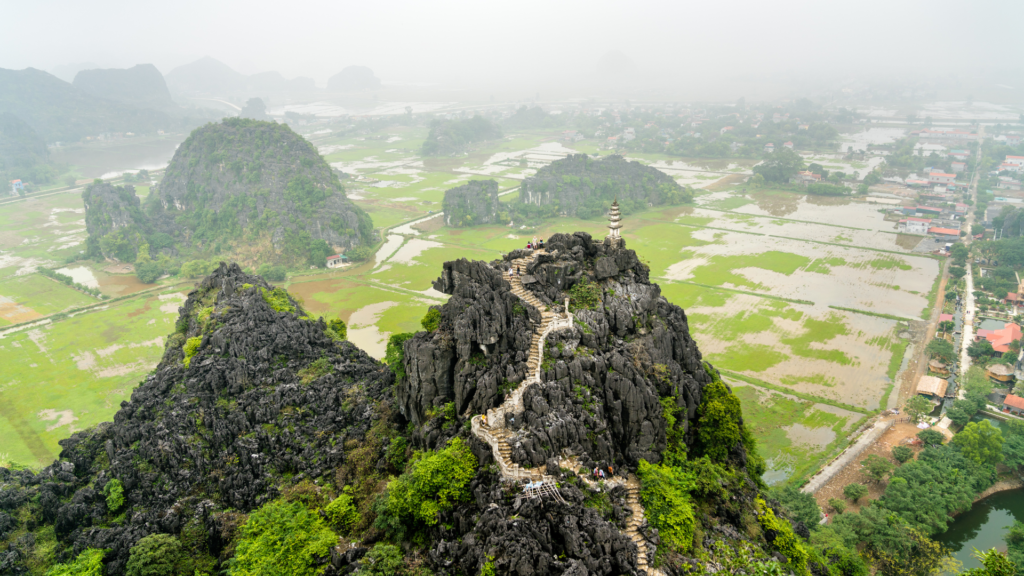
468, 249, 661, 575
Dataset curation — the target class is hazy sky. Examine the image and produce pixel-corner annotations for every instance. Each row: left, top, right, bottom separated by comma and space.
4, 0, 1023, 92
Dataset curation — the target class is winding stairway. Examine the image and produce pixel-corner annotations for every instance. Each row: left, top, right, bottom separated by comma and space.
469, 248, 662, 575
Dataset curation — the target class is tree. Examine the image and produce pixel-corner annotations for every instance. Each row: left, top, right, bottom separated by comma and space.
962, 548, 1017, 576
925, 338, 955, 363
828, 498, 847, 514
748, 173, 766, 188
752, 147, 804, 183
768, 485, 821, 529
968, 339, 995, 360
1001, 420, 1024, 471
947, 400, 976, 427
951, 244, 969, 266
865, 525, 954, 576
844, 483, 869, 503
346, 245, 375, 262
861, 454, 894, 484
892, 446, 914, 464
229, 500, 337, 576
938, 320, 955, 334
904, 395, 934, 424
126, 534, 194, 576
420, 308, 441, 332
864, 171, 883, 186
43, 548, 106, 576
136, 260, 163, 284
950, 266, 966, 280
953, 420, 1004, 466
917, 429, 945, 446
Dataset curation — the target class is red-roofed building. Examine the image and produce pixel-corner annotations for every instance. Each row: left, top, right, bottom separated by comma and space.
929, 172, 956, 185
916, 205, 944, 215
793, 171, 822, 185
975, 323, 1022, 354
929, 227, 961, 238
939, 313, 954, 322
1004, 394, 1024, 415
326, 254, 348, 268
952, 162, 966, 173
955, 203, 968, 213
783, 141, 794, 149
1006, 293, 1020, 304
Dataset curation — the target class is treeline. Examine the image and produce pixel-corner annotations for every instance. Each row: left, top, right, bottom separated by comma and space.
774, 421, 1024, 575
421, 116, 503, 156
37, 267, 105, 298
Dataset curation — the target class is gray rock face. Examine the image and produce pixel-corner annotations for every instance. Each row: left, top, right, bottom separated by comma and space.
0, 263, 395, 574
442, 179, 501, 227
398, 230, 710, 467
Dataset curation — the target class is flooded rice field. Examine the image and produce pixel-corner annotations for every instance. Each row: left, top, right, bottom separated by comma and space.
686, 292, 898, 409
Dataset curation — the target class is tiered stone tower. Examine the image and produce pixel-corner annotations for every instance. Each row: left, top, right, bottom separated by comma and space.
607, 199, 623, 247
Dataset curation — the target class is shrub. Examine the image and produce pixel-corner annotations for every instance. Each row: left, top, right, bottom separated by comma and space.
44, 548, 107, 576
327, 318, 347, 341
298, 357, 332, 384
567, 277, 601, 311
755, 496, 809, 575
384, 333, 415, 381
353, 543, 404, 576
375, 438, 477, 540
695, 376, 743, 462
891, 446, 914, 464
324, 489, 360, 533
182, 337, 202, 368
229, 500, 337, 576
346, 245, 374, 262
256, 263, 287, 282
421, 308, 441, 332
135, 261, 163, 284
917, 429, 945, 446
126, 533, 194, 576
260, 287, 296, 314
104, 478, 124, 511
637, 460, 696, 553
828, 498, 846, 514
843, 483, 868, 503
767, 485, 821, 528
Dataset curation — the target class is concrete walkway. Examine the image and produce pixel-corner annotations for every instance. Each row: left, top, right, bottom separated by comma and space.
801, 418, 901, 494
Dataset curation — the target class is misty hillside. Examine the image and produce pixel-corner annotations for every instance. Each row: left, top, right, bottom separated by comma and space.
165, 57, 317, 98
72, 64, 180, 113
0, 68, 175, 142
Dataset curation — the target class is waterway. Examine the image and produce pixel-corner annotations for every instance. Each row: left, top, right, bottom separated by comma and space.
935, 488, 1024, 570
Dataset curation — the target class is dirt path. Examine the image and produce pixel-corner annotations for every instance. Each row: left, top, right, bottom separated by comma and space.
811, 422, 926, 512
897, 260, 948, 407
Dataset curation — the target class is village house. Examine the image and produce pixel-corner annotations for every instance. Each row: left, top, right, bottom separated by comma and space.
764, 143, 774, 153
9, 179, 24, 196
955, 203, 968, 214
326, 254, 348, 268
997, 177, 1022, 191
929, 227, 961, 240
783, 141, 794, 149
952, 161, 966, 173
798, 124, 809, 130
1003, 394, 1024, 415
928, 172, 956, 185
720, 126, 733, 134
898, 217, 931, 234
974, 322, 1023, 355
948, 150, 971, 160
916, 375, 948, 398
792, 171, 821, 185
914, 128, 979, 141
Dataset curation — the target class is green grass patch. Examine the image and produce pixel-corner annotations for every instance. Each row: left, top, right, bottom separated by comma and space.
920, 260, 946, 320
804, 257, 847, 274
706, 343, 790, 373
0, 291, 182, 467
866, 256, 912, 271
780, 313, 853, 365
721, 370, 870, 415
828, 305, 911, 321
0, 274, 96, 317
686, 252, 811, 290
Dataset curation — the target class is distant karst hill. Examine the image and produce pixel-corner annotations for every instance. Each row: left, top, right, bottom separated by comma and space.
422, 115, 502, 156
164, 57, 317, 98
442, 179, 501, 227
83, 118, 372, 266
327, 65, 381, 91
0, 112, 48, 172
0, 67, 176, 142
72, 64, 180, 113
519, 154, 692, 218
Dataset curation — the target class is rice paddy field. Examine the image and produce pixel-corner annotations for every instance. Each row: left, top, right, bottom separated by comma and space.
1, 123, 939, 486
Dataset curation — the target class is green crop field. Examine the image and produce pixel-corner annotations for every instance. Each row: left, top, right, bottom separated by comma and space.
0, 288, 186, 467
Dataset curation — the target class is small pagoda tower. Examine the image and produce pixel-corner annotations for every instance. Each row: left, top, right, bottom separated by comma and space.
607, 199, 623, 246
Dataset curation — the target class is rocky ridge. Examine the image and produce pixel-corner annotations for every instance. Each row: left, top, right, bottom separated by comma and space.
442, 179, 502, 227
